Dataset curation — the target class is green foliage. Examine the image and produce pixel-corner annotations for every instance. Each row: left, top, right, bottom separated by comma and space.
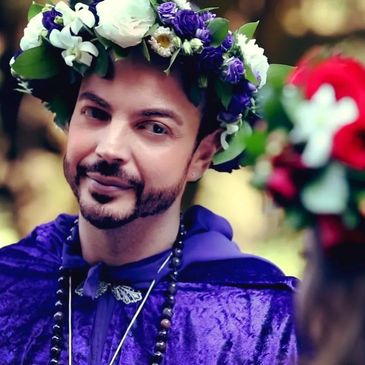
215, 79, 233, 109
45, 96, 71, 129
257, 64, 294, 131
212, 121, 252, 165
164, 48, 180, 75
237, 21, 259, 39
243, 131, 268, 164
28, 2, 44, 21
94, 43, 109, 77
12, 46, 60, 79
208, 18, 229, 47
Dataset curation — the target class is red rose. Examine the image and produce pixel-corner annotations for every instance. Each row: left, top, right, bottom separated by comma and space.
267, 147, 307, 205
332, 122, 365, 170
317, 215, 365, 250
288, 55, 365, 124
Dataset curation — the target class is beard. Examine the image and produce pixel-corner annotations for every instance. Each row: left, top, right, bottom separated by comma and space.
64, 157, 186, 229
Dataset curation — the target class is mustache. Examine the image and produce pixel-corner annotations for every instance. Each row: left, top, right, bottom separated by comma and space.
76, 160, 143, 189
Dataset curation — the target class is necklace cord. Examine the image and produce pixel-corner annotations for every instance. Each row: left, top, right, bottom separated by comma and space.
68, 275, 72, 365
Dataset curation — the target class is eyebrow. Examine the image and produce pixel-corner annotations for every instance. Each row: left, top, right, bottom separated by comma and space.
78, 92, 111, 110
141, 109, 183, 126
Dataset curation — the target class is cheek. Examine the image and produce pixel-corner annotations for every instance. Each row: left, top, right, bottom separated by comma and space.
66, 126, 96, 162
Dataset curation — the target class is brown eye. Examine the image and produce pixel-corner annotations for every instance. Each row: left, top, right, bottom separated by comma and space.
139, 122, 169, 135
82, 107, 110, 121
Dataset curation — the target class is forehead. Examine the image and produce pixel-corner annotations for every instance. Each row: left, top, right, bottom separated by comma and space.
79, 58, 200, 118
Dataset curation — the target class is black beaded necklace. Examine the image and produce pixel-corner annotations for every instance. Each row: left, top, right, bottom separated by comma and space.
49, 218, 186, 365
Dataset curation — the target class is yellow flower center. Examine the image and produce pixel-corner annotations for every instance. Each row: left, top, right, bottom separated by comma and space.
156, 35, 171, 49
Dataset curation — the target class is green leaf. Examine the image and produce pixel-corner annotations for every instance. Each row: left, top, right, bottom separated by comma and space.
45, 96, 72, 129
215, 79, 233, 109
28, 2, 44, 21
207, 18, 229, 47
164, 48, 180, 75
149, 0, 159, 9
245, 65, 258, 86
141, 39, 151, 62
189, 83, 203, 106
112, 46, 129, 61
244, 131, 268, 164
256, 64, 295, 131
266, 64, 294, 90
238, 21, 259, 39
213, 121, 252, 165
12, 46, 60, 79
198, 7, 219, 13
94, 42, 109, 77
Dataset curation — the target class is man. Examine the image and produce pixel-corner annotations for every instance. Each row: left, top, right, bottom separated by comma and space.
0, 1, 298, 364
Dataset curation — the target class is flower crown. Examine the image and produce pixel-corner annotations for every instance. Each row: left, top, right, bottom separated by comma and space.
10, 0, 272, 172
247, 49, 365, 250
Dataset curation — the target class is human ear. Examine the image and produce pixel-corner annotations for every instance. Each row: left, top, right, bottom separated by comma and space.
187, 129, 222, 182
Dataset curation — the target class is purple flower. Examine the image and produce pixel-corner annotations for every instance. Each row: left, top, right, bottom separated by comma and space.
89, 0, 103, 21
227, 90, 253, 116
199, 46, 224, 74
196, 28, 211, 44
221, 31, 233, 51
171, 10, 204, 39
200, 11, 216, 23
157, 2, 178, 24
222, 57, 244, 84
42, 8, 63, 33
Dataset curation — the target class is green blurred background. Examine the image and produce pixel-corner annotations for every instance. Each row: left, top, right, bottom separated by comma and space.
1, 0, 365, 277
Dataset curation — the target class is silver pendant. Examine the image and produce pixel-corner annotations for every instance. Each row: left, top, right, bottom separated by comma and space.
75, 281, 142, 304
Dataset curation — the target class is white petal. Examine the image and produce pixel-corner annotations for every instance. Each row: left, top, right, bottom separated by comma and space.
301, 164, 349, 214
79, 9, 96, 28
62, 51, 76, 67
49, 29, 66, 48
79, 41, 99, 57
79, 52, 93, 66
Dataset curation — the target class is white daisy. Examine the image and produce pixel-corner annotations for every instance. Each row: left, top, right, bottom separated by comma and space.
149, 27, 176, 57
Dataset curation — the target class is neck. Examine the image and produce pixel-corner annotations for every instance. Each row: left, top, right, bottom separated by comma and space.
78, 204, 181, 266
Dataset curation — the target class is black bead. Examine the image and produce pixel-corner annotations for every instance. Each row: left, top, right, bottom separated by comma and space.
171, 257, 181, 268
50, 359, 59, 365
152, 351, 164, 363
169, 271, 179, 281
166, 294, 175, 305
51, 335, 61, 346
57, 276, 66, 285
157, 329, 168, 341
168, 283, 177, 294
175, 240, 184, 248
58, 266, 64, 272
162, 307, 173, 319
51, 346, 61, 357
156, 341, 167, 352
173, 248, 183, 257
55, 300, 63, 309
53, 311, 64, 323
56, 289, 65, 298
52, 324, 62, 334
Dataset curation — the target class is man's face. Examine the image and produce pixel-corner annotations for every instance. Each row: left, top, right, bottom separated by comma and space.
64, 58, 204, 229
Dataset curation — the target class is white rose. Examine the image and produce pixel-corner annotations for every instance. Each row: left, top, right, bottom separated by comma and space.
237, 34, 269, 88
19, 12, 46, 51
95, 0, 156, 48
173, 0, 192, 10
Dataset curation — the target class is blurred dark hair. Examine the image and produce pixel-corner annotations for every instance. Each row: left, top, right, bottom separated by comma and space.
298, 237, 365, 365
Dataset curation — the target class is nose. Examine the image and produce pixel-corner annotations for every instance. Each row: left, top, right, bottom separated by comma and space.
94, 119, 131, 163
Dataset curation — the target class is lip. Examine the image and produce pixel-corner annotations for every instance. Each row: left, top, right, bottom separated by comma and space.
86, 172, 133, 194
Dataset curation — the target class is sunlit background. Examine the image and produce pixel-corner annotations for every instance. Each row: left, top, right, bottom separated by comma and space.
1, 0, 365, 277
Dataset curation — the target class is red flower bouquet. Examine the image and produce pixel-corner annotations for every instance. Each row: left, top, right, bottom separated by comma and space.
248, 51, 365, 250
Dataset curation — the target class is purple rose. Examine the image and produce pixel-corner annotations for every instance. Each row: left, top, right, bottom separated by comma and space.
198, 46, 224, 74
227, 92, 252, 116
200, 11, 216, 23
221, 31, 233, 51
42, 8, 63, 33
222, 57, 244, 84
196, 28, 211, 44
157, 2, 178, 24
171, 10, 204, 39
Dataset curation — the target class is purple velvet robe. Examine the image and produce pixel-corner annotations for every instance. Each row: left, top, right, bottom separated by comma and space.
0, 206, 298, 364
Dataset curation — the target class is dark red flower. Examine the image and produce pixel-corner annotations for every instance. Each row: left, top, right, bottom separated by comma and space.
332, 122, 365, 170
317, 215, 365, 251
266, 147, 307, 205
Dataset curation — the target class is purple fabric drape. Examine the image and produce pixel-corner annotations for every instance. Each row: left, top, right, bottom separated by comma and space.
0, 205, 299, 364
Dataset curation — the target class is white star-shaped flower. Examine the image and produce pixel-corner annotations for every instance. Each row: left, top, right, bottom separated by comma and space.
287, 83, 359, 168
55, 1, 96, 35
49, 27, 98, 67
